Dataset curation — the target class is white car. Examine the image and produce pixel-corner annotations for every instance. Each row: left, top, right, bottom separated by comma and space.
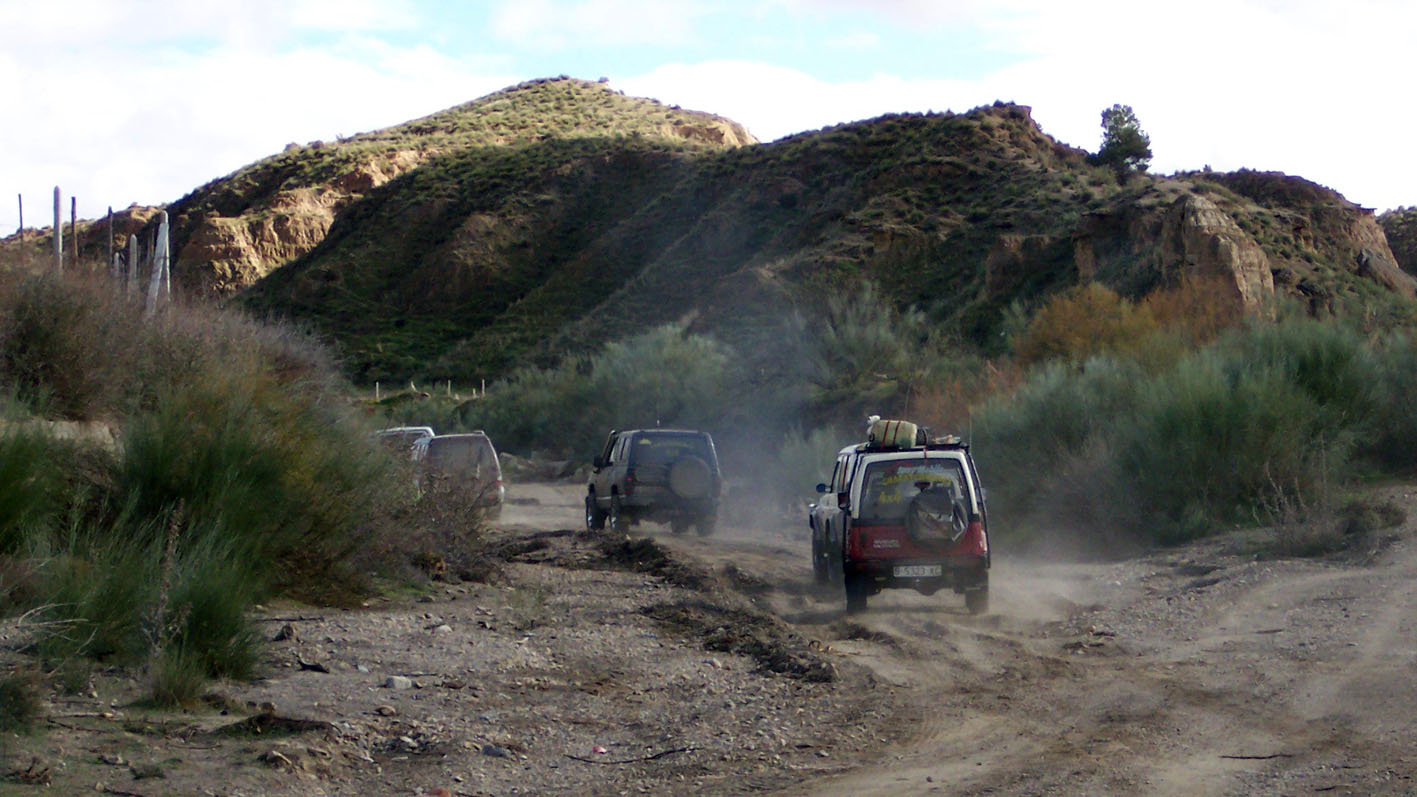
411, 432, 506, 519
375, 426, 435, 455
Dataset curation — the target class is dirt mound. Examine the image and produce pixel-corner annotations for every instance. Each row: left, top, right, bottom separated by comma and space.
643, 599, 836, 682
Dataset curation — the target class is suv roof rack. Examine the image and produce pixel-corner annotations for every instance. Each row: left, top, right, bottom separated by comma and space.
861, 418, 967, 452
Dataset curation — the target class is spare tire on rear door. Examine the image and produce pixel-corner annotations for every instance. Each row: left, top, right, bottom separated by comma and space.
668, 455, 713, 499
905, 486, 968, 546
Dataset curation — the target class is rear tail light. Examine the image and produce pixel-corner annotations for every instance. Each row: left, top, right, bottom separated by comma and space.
624, 468, 636, 496
961, 520, 988, 556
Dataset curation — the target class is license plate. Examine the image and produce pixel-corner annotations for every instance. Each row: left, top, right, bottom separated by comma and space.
893, 564, 942, 578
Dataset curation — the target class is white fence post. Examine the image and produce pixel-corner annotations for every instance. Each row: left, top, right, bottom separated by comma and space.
52, 187, 62, 274
144, 212, 170, 317
126, 235, 139, 298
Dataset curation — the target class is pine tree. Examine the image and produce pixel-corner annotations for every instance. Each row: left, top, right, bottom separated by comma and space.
1091, 104, 1152, 173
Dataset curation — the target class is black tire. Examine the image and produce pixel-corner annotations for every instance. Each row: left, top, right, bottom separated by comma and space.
811, 537, 828, 585
609, 495, 629, 533
670, 517, 692, 535
844, 573, 869, 614
585, 494, 606, 531
694, 514, 717, 537
965, 583, 989, 616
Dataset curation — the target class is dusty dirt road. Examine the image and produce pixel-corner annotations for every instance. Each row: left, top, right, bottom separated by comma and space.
4, 481, 1416, 795
646, 485, 1417, 796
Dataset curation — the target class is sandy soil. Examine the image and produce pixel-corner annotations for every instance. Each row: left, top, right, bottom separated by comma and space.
3, 481, 1416, 795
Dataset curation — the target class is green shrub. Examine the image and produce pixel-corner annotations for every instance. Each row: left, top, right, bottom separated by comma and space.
973, 355, 1142, 514
1116, 352, 1344, 541
1364, 333, 1417, 472
115, 374, 394, 594
1216, 318, 1380, 432
0, 429, 68, 553
798, 282, 939, 416
147, 648, 208, 709
976, 316, 1386, 547
462, 322, 738, 458
0, 671, 42, 733
0, 272, 406, 696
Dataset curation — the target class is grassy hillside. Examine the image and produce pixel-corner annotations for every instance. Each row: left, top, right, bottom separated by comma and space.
1380, 206, 1417, 274
241, 100, 1123, 381
243, 90, 1417, 385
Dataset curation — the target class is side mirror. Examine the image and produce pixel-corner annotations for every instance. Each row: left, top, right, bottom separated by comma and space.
815, 482, 828, 494
837, 491, 850, 510
592, 456, 604, 470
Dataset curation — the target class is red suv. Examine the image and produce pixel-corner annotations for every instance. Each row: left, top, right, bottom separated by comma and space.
809, 420, 990, 614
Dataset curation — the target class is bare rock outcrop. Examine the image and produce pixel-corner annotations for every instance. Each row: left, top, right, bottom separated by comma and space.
177, 192, 338, 296
1074, 194, 1274, 313
1163, 194, 1275, 310
661, 120, 758, 148
176, 151, 428, 295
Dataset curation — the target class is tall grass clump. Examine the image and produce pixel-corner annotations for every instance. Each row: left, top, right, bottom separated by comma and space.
0, 429, 70, 554
0, 271, 407, 697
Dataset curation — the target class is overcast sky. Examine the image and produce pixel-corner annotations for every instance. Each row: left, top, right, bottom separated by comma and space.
3, 0, 1415, 234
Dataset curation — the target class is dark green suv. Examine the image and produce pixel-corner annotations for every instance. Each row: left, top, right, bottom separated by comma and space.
585, 429, 722, 535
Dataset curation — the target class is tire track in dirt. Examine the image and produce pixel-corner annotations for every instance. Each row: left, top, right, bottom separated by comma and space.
528, 484, 1417, 795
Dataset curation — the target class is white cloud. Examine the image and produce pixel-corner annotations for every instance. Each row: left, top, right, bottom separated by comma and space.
619, 0, 1417, 212
3, 35, 515, 232
5, 0, 1417, 235
0, 0, 418, 49
489, 0, 712, 50
827, 31, 881, 50
618, 61, 984, 142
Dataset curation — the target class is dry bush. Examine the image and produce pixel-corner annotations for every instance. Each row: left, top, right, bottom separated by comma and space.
1139, 274, 1244, 346
358, 476, 500, 585
1014, 277, 1244, 369
1013, 283, 1157, 365
908, 359, 1022, 435
1257, 465, 1344, 558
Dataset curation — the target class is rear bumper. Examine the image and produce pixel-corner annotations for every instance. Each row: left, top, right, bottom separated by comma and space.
618, 486, 717, 519
847, 556, 988, 593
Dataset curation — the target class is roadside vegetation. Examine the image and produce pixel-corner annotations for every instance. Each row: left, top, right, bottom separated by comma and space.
4, 254, 1410, 725
408, 274, 1414, 555
0, 268, 483, 713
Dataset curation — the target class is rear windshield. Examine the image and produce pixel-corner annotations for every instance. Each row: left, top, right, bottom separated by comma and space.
628, 433, 712, 465
856, 457, 968, 526
426, 437, 501, 477
379, 430, 430, 449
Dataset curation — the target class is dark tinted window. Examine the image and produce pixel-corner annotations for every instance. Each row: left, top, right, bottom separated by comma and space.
628, 433, 711, 465
856, 458, 967, 526
426, 436, 501, 478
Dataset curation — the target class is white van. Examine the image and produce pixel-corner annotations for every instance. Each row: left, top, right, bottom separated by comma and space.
411, 432, 505, 518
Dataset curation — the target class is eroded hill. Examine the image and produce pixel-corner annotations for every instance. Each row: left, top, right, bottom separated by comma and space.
9, 78, 1414, 383
237, 88, 1416, 383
